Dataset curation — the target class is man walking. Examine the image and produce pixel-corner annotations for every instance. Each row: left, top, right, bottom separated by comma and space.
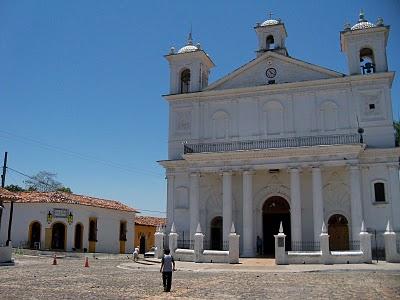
160, 249, 176, 292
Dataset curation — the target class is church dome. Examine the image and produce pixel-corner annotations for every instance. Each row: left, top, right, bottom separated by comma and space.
260, 19, 279, 26
177, 32, 200, 54
178, 44, 198, 54
351, 10, 376, 31
351, 21, 375, 30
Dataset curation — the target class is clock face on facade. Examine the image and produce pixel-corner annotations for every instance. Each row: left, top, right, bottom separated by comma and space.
266, 67, 277, 78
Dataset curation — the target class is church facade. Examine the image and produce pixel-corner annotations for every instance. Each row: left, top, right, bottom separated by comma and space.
159, 12, 400, 257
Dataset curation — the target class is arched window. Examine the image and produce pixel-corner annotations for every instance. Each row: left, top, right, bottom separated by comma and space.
374, 182, 386, 202
360, 48, 375, 74
266, 35, 275, 50
180, 69, 191, 93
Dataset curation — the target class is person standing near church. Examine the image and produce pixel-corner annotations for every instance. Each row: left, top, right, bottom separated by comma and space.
257, 236, 262, 255
160, 249, 176, 292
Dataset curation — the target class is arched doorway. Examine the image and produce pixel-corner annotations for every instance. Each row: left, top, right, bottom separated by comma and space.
139, 235, 146, 254
29, 221, 41, 249
210, 216, 223, 250
74, 223, 83, 250
328, 214, 349, 250
52, 222, 66, 250
262, 196, 291, 255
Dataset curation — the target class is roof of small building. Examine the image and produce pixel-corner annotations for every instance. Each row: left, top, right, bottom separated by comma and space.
2, 191, 137, 213
135, 216, 166, 227
0, 188, 22, 201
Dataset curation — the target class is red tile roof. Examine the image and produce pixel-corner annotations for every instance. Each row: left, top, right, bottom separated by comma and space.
0, 188, 22, 201
3, 191, 137, 213
135, 216, 167, 226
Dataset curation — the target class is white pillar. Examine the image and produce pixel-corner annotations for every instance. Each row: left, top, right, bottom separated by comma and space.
349, 165, 363, 241
289, 167, 302, 244
388, 164, 400, 230
189, 172, 200, 240
312, 166, 324, 242
222, 171, 233, 243
242, 170, 254, 257
166, 174, 175, 231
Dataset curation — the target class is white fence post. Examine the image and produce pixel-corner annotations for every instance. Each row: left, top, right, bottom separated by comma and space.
359, 221, 372, 263
169, 223, 178, 257
320, 222, 332, 265
155, 226, 165, 259
194, 223, 204, 263
274, 222, 288, 265
384, 220, 400, 263
229, 223, 240, 264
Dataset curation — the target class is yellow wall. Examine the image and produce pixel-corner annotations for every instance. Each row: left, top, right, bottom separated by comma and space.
134, 224, 156, 252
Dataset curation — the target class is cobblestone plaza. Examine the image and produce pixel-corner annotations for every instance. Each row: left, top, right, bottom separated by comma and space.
0, 256, 399, 299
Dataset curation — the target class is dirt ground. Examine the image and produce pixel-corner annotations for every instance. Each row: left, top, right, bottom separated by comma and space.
0, 255, 399, 299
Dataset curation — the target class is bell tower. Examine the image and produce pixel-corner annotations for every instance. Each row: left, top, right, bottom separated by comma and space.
165, 33, 215, 95
340, 10, 390, 75
254, 14, 288, 57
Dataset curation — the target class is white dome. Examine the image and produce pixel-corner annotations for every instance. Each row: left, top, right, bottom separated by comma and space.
351, 21, 375, 30
260, 19, 279, 26
178, 44, 199, 54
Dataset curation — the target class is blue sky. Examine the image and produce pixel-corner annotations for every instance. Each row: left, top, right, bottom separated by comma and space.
0, 1, 399, 216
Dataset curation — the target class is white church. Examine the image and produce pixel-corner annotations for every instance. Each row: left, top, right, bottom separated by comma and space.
159, 11, 400, 257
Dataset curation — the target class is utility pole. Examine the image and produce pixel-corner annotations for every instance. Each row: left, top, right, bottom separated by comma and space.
0, 152, 8, 237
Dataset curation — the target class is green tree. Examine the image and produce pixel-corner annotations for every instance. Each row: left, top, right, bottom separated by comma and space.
57, 187, 72, 194
4, 184, 25, 192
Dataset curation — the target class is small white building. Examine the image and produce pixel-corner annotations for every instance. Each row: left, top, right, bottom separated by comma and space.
0, 190, 137, 254
159, 12, 400, 257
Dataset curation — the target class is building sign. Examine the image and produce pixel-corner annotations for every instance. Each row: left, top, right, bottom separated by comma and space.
53, 208, 69, 218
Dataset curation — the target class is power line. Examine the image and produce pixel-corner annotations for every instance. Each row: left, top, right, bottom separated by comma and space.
0, 129, 164, 178
6, 166, 166, 215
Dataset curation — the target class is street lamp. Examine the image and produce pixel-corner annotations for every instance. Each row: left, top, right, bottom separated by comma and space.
47, 211, 53, 224
67, 212, 73, 225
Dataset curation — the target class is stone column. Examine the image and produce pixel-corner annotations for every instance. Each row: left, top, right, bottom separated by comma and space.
222, 171, 233, 243
289, 167, 302, 244
388, 164, 400, 230
166, 174, 175, 231
189, 172, 200, 240
312, 166, 324, 242
349, 165, 363, 241
242, 170, 254, 257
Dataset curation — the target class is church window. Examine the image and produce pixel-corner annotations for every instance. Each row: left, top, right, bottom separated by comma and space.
212, 111, 230, 139
320, 101, 338, 131
180, 69, 191, 93
175, 186, 189, 209
374, 182, 386, 202
360, 48, 375, 74
264, 101, 283, 135
266, 35, 275, 50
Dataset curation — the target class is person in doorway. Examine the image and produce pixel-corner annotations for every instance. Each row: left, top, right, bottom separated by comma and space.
257, 236, 262, 255
160, 248, 176, 292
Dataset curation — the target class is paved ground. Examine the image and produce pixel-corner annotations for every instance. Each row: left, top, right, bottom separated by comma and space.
0, 255, 399, 299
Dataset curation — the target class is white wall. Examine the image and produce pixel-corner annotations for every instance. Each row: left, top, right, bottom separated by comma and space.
0, 203, 135, 254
